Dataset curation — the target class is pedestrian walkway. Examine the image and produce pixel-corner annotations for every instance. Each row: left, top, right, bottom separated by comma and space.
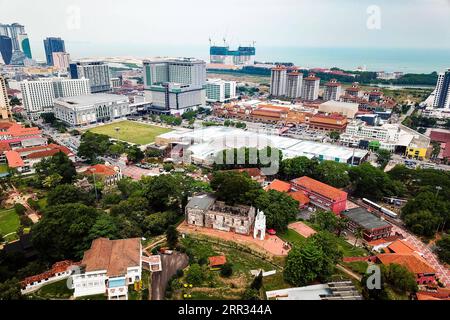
391, 225, 449, 286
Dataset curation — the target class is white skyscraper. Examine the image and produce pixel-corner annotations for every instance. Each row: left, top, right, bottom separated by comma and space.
323, 79, 342, 101
70, 61, 111, 93
270, 66, 287, 97
206, 78, 237, 102
302, 74, 320, 101
433, 69, 450, 109
286, 71, 303, 99
20, 78, 90, 116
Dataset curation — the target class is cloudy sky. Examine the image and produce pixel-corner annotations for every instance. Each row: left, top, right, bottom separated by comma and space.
1, 0, 450, 60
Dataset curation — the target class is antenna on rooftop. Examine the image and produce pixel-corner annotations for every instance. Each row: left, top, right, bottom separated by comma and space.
223, 37, 226, 46
209, 37, 212, 46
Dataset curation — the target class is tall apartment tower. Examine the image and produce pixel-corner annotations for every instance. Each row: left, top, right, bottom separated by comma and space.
0, 23, 32, 63
302, 73, 320, 101
433, 69, 450, 109
270, 66, 287, 97
286, 71, 303, 99
323, 78, 342, 101
0, 76, 11, 120
70, 61, 111, 93
43, 37, 65, 66
20, 78, 91, 116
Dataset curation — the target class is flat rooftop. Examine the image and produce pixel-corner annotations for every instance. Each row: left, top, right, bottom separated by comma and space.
158, 126, 368, 163
341, 207, 391, 230
55, 93, 129, 108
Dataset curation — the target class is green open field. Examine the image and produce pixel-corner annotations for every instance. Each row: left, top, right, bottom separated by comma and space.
0, 208, 20, 237
88, 120, 172, 145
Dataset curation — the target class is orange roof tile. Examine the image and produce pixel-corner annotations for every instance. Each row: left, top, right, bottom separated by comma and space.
292, 176, 347, 201
265, 179, 291, 193
288, 190, 310, 205
85, 164, 118, 176
376, 253, 436, 274
81, 238, 141, 277
387, 240, 417, 254
208, 255, 227, 267
5, 150, 24, 168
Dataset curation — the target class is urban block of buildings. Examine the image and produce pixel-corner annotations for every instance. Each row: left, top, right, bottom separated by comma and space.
155, 126, 369, 166
53, 93, 130, 126
43, 37, 65, 66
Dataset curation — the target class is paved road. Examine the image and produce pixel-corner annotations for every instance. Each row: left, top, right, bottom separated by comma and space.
151, 252, 189, 300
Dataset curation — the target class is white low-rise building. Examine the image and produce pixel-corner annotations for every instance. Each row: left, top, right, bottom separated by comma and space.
72, 237, 161, 300
53, 93, 130, 126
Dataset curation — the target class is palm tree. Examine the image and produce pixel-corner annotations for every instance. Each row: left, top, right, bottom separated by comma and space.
354, 227, 364, 247
336, 217, 349, 237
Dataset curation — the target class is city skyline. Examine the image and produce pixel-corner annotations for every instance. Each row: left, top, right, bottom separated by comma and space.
1, 0, 450, 62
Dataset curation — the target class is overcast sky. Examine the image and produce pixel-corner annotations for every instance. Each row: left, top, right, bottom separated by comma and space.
1, 0, 450, 60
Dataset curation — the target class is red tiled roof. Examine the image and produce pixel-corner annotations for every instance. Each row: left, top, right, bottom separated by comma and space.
208, 255, 227, 267
5, 150, 24, 168
292, 176, 347, 201
387, 240, 417, 254
376, 253, 436, 274
81, 238, 141, 277
288, 190, 310, 205
21, 260, 78, 287
229, 168, 264, 178
264, 179, 291, 193
85, 164, 118, 176
430, 130, 450, 143
0, 141, 11, 152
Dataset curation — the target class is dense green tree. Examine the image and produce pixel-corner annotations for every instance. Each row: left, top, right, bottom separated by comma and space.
186, 263, 204, 285
403, 210, 442, 237
166, 225, 179, 249
78, 132, 111, 163
376, 149, 392, 169
250, 271, 263, 290
328, 131, 340, 141
312, 161, 350, 188
144, 211, 177, 235
349, 162, 405, 200
310, 210, 338, 233
382, 263, 418, 294
280, 156, 318, 180
32, 203, 101, 261
254, 190, 298, 232
88, 214, 120, 241
14, 203, 26, 216
141, 175, 183, 212
34, 152, 77, 186
220, 263, 233, 278
435, 235, 450, 264
0, 278, 23, 300
284, 241, 325, 286
47, 184, 94, 206
210, 171, 262, 205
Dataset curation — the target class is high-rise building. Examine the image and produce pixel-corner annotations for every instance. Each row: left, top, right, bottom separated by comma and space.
270, 66, 287, 97
323, 79, 342, 101
433, 68, 450, 109
70, 61, 111, 93
43, 37, 65, 66
52, 52, 71, 72
0, 23, 32, 63
301, 73, 320, 101
206, 78, 237, 102
17, 33, 32, 59
143, 58, 207, 114
143, 58, 206, 88
20, 78, 91, 116
0, 76, 11, 120
286, 71, 303, 99
209, 44, 256, 66
0, 35, 13, 65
